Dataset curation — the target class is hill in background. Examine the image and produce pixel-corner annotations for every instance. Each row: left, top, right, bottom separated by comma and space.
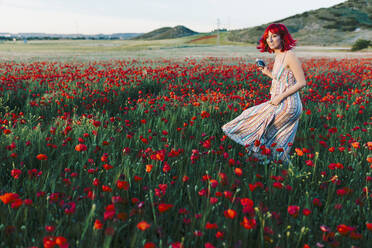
227, 0, 372, 46
130, 25, 198, 40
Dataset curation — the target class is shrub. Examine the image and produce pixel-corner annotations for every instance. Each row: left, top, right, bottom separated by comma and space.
351, 39, 371, 51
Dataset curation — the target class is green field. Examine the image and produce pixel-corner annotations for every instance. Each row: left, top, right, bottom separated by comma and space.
0, 38, 371, 62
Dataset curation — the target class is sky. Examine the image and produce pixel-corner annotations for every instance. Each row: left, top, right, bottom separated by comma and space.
0, 0, 346, 34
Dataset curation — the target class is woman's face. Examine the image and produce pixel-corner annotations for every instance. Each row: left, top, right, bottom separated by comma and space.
266, 31, 282, 50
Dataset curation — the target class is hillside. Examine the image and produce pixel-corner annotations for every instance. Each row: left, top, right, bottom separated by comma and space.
228, 0, 372, 46
131, 25, 198, 40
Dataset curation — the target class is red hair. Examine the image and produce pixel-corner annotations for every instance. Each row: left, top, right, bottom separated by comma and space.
256, 23, 296, 53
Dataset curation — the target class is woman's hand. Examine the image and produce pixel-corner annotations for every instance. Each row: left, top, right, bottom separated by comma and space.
259, 66, 272, 79
269, 95, 283, 106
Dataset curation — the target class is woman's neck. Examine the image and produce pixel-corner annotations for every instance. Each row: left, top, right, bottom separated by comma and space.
274, 48, 285, 55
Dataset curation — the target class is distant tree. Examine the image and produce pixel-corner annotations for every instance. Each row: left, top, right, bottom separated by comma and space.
351, 39, 371, 51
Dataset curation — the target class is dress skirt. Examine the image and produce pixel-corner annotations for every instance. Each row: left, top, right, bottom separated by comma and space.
221, 91, 303, 164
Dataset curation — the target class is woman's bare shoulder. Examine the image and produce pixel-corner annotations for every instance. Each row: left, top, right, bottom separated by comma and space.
285, 50, 300, 66
286, 50, 298, 59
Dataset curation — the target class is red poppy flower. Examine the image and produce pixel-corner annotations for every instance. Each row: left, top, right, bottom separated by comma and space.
337, 224, 352, 236
158, 203, 173, 213
75, 143, 87, 152
205, 222, 218, 229
302, 208, 312, 216
240, 216, 257, 229
0, 193, 20, 204
55, 236, 68, 246
234, 168, 243, 176
287, 205, 300, 218
94, 219, 103, 229
102, 185, 112, 192
351, 142, 360, 149
103, 164, 113, 170
145, 164, 153, 172
295, 148, 304, 156
36, 154, 48, 161
144, 242, 156, 248
366, 223, 372, 231
3, 129, 11, 135
137, 221, 151, 231
93, 120, 101, 127
224, 209, 236, 219
11, 169, 22, 179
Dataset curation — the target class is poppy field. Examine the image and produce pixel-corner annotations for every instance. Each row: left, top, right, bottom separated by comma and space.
0, 57, 371, 248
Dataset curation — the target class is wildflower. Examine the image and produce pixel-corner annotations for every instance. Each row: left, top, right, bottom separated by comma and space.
102, 185, 112, 192
103, 164, 113, 170
63, 202, 76, 215
116, 180, 129, 190
75, 143, 87, 152
200, 111, 210, 119
162, 161, 171, 173
11, 169, 22, 179
302, 208, 312, 216
94, 219, 103, 230
205, 222, 218, 229
93, 120, 101, 127
216, 231, 224, 238
104, 204, 116, 220
224, 209, 236, 219
234, 168, 243, 176
182, 175, 189, 182
273, 182, 283, 189
158, 203, 173, 213
145, 164, 153, 172
366, 223, 372, 231
137, 221, 151, 231
101, 153, 109, 162
0, 193, 20, 204
134, 176, 143, 182
208, 179, 218, 188
313, 198, 322, 207
45, 225, 55, 232
305, 160, 314, 167
55, 236, 68, 247
240, 198, 254, 208
144, 242, 156, 248
11, 198, 23, 209
351, 142, 360, 149
36, 154, 48, 161
287, 205, 300, 218
337, 224, 352, 236
204, 243, 215, 248
240, 216, 257, 229
3, 129, 11, 135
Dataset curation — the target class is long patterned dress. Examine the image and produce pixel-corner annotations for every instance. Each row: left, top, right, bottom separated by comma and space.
221, 51, 303, 164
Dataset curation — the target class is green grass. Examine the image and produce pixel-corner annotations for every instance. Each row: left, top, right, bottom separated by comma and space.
1, 38, 370, 63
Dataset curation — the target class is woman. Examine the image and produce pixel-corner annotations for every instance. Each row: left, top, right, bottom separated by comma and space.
221, 23, 306, 165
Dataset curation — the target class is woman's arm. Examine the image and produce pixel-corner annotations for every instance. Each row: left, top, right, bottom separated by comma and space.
278, 51, 307, 100
260, 66, 273, 79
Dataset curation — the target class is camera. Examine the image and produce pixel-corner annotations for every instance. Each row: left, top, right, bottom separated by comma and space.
255, 59, 266, 68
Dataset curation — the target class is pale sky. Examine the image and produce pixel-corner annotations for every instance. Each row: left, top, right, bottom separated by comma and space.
0, 0, 346, 34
